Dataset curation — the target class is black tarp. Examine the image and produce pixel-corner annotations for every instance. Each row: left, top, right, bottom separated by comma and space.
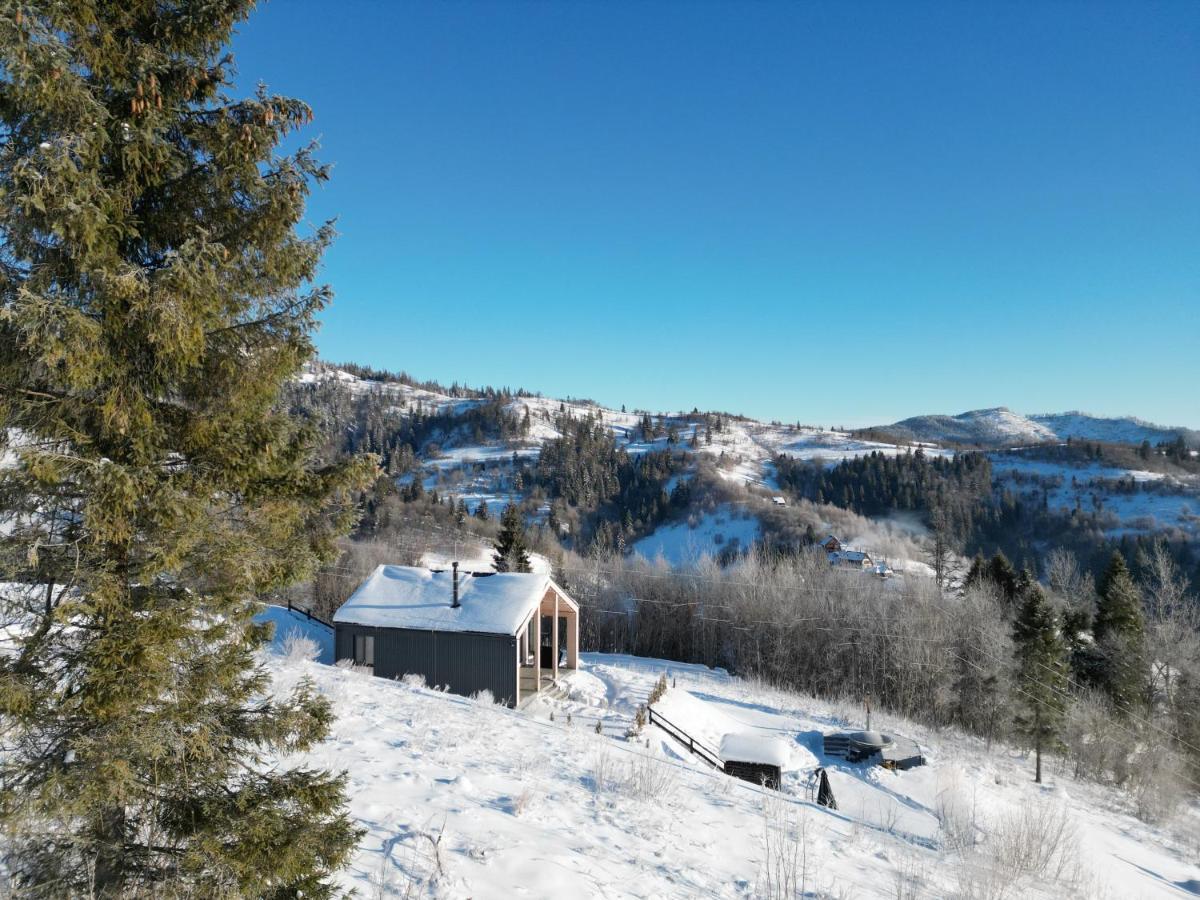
816, 768, 837, 810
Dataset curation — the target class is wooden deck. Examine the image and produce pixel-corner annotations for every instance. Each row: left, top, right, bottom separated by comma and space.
517, 666, 574, 706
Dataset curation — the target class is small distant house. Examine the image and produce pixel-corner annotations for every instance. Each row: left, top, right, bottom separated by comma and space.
771, 496, 787, 506
333, 564, 579, 708
830, 549, 874, 570
818, 534, 842, 553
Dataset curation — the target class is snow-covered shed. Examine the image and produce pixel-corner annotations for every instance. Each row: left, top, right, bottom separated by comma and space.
333, 564, 579, 708
719, 732, 789, 790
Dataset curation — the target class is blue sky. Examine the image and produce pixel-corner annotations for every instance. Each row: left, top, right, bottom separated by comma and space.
230, 1, 1198, 428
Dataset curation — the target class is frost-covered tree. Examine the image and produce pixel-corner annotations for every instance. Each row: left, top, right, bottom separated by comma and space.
0, 2, 373, 894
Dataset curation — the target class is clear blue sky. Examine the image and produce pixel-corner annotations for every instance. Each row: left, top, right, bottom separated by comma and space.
230, 1, 1198, 428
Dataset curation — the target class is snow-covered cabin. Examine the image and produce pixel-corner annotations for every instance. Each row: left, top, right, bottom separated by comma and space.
829, 549, 874, 570
818, 534, 843, 553
333, 564, 579, 708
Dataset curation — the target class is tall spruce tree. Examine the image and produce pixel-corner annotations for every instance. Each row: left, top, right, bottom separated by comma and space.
1094, 552, 1148, 712
1012, 582, 1069, 783
0, 3, 374, 895
493, 503, 532, 573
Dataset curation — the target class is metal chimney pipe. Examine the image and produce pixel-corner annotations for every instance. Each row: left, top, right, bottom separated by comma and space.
452, 561, 460, 608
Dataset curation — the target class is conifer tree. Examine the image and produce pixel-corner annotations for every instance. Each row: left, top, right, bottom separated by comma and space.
988, 552, 1019, 604
1012, 583, 1069, 783
493, 503, 532, 573
0, 3, 373, 894
1094, 552, 1148, 711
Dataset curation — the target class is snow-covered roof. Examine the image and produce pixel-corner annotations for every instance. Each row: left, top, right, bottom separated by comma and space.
719, 732, 790, 767
831, 550, 872, 563
333, 566, 564, 635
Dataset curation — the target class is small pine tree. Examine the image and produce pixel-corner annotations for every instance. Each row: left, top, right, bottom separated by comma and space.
475, 501, 490, 522
493, 503, 532, 573
1012, 583, 1069, 783
1094, 552, 1148, 712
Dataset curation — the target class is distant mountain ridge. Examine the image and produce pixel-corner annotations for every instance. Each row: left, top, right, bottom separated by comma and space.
299, 361, 1195, 452
870, 407, 1196, 448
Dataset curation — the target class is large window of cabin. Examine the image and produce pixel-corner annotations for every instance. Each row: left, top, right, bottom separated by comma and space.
353, 633, 375, 667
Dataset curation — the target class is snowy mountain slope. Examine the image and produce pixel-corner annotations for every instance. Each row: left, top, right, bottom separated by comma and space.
297, 363, 1198, 548
1029, 411, 1195, 446
260, 620, 1200, 899
874, 407, 1193, 448
878, 408, 1059, 446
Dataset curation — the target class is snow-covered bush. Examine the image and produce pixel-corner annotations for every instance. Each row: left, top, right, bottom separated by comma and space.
987, 802, 1079, 883
400, 672, 427, 689
281, 629, 320, 663
1125, 739, 1189, 824
934, 770, 979, 851
335, 658, 374, 676
589, 748, 676, 802
757, 791, 811, 900
469, 688, 496, 706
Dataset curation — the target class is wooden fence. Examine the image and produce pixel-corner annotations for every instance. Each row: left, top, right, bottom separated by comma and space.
286, 598, 334, 631
647, 706, 723, 771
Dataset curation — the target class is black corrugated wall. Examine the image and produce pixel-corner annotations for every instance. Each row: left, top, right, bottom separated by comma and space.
335, 624, 518, 707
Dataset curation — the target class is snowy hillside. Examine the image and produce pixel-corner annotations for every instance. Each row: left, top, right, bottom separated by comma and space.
989, 453, 1200, 538
1029, 411, 1196, 446
631, 505, 760, 566
259, 614, 1200, 899
875, 407, 1192, 448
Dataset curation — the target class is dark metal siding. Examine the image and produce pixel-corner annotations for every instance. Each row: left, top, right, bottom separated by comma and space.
334, 623, 517, 707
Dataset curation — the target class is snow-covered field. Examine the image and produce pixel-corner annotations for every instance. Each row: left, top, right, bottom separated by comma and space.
259, 611, 1200, 899
631, 505, 760, 566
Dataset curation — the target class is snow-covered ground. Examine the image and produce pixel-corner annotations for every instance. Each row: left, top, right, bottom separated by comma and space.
259, 615, 1200, 899
631, 505, 760, 566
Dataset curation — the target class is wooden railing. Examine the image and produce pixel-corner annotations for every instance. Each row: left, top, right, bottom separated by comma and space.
286, 598, 334, 631
647, 706, 723, 771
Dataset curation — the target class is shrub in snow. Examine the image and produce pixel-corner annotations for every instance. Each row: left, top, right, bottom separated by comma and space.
933, 771, 979, 851
589, 748, 676, 802
512, 788, 534, 817
1125, 739, 1189, 824
624, 705, 646, 740
400, 672, 426, 689
281, 629, 320, 663
987, 802, 1080, 884
647, 673, 668, 706
335, 658, 374, 676
469, 688, 496, 706
757, 791, 812, 899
